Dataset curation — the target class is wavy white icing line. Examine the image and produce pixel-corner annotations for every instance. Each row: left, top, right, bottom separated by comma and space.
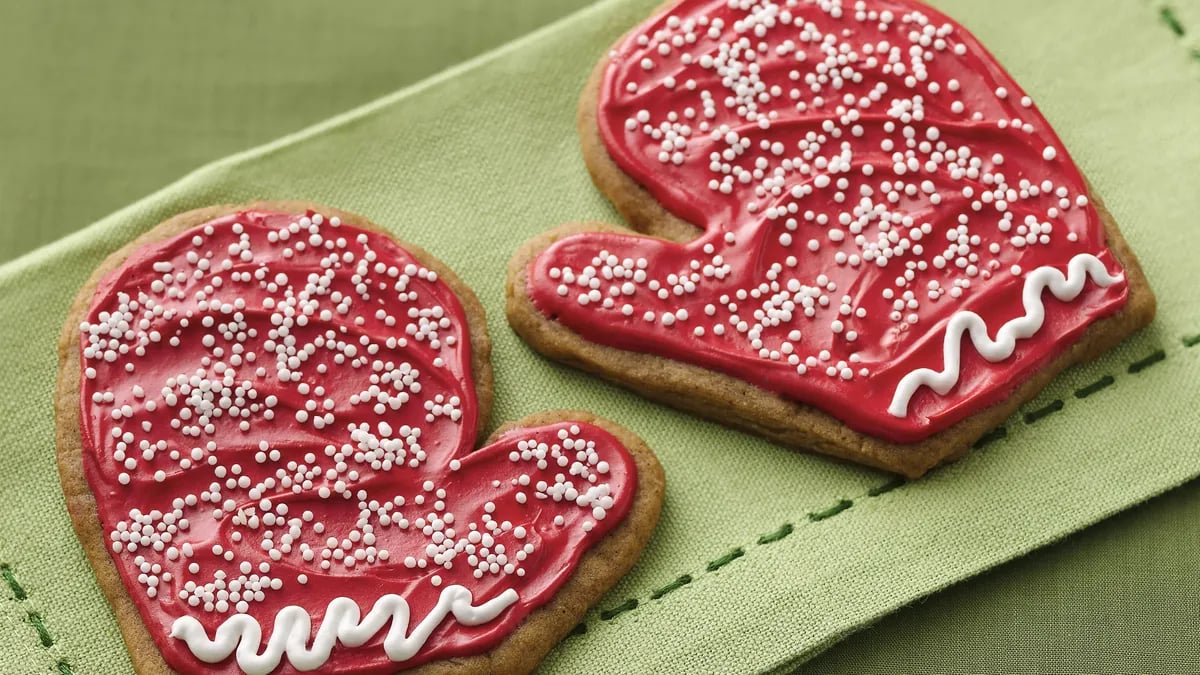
888, 253, 1123, 418
170, 585, 519, 675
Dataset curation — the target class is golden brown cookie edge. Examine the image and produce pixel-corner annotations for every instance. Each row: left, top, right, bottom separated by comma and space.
55, 201, 663, 674
505, 44, 1157, 479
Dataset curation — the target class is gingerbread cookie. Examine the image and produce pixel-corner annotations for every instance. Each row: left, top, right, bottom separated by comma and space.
55, 202, 664, 674
507, 0, 1155, 478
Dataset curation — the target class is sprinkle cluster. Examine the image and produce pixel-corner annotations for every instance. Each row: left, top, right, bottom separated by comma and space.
80, 212, 623, 620
547, 0, 1102, 388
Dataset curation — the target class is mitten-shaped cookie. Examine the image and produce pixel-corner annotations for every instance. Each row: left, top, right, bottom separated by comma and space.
508, 0, 1154, 477
57, 202, 663, 674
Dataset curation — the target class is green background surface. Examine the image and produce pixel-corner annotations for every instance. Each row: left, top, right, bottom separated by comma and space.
0, 0, 591, 261
0, 0, 1197, 673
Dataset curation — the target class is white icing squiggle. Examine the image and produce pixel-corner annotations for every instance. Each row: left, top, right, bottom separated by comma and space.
888, 253, 1123, 418
169, 586, 519, 675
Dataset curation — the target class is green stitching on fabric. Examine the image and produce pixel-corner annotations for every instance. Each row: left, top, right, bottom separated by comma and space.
1161, 5, 1186, 36
706, 547, 745, 572
808, 499, 853, 522
575, 336, 1198, 638
1024, 399, 1064, 424
581, 480, 904, 631
1155, 5, 1200, 65
0, 563, 28, 601
27, 612, 53, 649
757, 523, 794, 545
1075, 375, 1115, 399
599, 598, 638, 621
868, 477, 906, 497
1, 563, 74, 672
650, 574, 693, 600
1128, 349, 1166, 373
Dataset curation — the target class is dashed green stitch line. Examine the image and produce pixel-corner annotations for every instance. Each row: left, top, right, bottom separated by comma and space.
1128, 349, 1166, 373
1, 563, 74, 673
27, 612, 53, 649
599, 598, 638, 621
1024, 399, 1064, 425
1156, 5, 1200, 64
808, 499, 853, 522
583, 478, 903, 629
868, 477, 905, 497
0, 563, 28, 601
757, 523, 794, 545
1161, 5, 1186, 37
1075, 375, 1115, 399
650, 574, 693, 600
705, 547, 745, 572
591, 337, 1197, 637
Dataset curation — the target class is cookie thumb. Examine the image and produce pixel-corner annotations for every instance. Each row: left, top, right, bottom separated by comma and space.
511, 222, 719, 355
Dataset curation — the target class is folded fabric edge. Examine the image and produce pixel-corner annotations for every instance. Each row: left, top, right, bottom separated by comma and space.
757, 467, 1200, 674
540, 340, 1199, 671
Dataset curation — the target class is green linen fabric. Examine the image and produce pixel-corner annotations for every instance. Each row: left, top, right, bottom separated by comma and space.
0, 1, 1198, 674
0, 0, 590, 263
800, 483, 1200, 674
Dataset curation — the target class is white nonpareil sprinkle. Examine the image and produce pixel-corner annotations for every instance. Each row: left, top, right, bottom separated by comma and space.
542, 0, 1097, 391
81, 212, 624, 615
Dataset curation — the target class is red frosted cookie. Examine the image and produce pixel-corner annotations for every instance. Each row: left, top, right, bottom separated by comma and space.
507, 0, 1155, 477
55, 202, 664, 674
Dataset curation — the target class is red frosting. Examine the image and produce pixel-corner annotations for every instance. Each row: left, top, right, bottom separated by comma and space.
528, 0, 1128, 442
78, 210, 637, 673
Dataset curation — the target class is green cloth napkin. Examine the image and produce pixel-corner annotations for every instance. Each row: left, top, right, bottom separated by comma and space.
802, 480, 1200, 673
1, 1, 1198, 673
